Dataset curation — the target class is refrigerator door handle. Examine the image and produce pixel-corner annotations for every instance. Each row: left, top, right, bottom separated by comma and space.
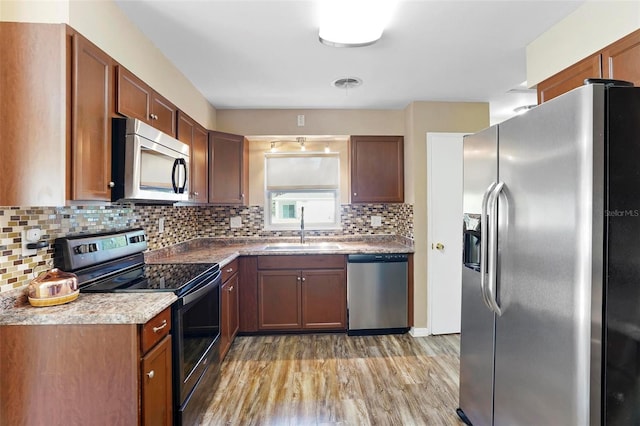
486, 181, 505, 316
480, 182, 497, 311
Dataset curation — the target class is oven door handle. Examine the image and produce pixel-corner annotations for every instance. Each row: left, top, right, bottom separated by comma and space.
181, 271, 221, 306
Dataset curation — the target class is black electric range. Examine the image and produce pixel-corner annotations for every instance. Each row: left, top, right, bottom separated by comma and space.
54, 228, 218, 297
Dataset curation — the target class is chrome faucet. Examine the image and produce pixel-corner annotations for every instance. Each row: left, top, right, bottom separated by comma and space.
300, 206, 305, 244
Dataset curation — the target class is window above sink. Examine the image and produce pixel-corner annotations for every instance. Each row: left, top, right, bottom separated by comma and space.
264, 152, 341, 230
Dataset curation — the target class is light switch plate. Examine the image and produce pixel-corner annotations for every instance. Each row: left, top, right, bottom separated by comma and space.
371, 215, 382, 227
230, 216, 242, 228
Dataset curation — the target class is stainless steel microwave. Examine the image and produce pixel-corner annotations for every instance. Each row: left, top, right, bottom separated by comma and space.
112, 118, 190, 203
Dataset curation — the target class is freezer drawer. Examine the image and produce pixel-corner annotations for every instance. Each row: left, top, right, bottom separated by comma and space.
347, 254, 408, 335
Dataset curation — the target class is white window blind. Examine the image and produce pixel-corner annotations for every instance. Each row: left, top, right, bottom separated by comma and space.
265, 153, 340, 190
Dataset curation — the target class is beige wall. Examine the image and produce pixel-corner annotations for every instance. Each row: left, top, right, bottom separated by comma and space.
1, 0, 216, 129
404, 101, 489, 330
217, 109, 405, 136
526, 2, 640, 87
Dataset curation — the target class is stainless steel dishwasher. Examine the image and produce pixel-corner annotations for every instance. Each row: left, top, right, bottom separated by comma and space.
347, 253, 409, 335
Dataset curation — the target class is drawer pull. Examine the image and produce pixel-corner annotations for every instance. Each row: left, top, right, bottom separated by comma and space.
146, 370, 155, 379
152, 319, 168, 333
226, 268, 233, 273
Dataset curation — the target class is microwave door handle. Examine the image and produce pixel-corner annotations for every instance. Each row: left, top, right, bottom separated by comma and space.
178, 158, 187, 194
171, 158, 179, 193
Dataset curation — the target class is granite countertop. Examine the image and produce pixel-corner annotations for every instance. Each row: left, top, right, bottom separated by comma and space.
0, 292, 176, 326
145, 236, 414, 266
0, 236, 412, 326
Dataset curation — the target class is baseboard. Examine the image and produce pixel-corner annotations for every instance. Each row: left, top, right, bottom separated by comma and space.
409, 327, 430, 337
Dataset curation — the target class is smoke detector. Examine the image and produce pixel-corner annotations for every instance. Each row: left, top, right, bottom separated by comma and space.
332, 77, 362, 90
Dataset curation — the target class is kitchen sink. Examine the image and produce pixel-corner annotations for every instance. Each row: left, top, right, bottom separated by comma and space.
263, 243, 342, 251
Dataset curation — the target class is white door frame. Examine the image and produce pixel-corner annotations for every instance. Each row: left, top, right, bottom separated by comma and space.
426, 132, 467, 335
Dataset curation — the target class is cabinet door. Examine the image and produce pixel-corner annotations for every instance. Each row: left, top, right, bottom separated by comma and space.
228, 273, 240, 341
71, 33, 113, 201
177, 112, 208, 203
150, 92, 177, 137
301, 269, 346, 330
209, 131, 248, 205
220, 279, 231, 357
351, 135, 404, 203
221, 273, 240, 360
536, 54, 602, 104
191, 125, 209, 203
116, 66, 152, 122
258, 270, 302, 330
602, 29, 640, 86
141, 335, 173, 426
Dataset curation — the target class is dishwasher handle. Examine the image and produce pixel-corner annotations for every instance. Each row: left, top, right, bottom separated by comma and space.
347, 254, 408, 263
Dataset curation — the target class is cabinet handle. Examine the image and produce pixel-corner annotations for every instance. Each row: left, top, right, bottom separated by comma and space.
108, 181, 115, 188
194, 191, 199, 196
301, 277, 306, 282
353, 192, 357, 196
226, 267, 233, 273
146, 370, 155, 379
152, 319, 167, 333
297, 277, 301, 281
228, 286, 234, 292
241, 193, 245, 198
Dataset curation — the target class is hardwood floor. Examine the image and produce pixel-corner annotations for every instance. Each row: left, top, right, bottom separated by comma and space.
202, 333, 462, 425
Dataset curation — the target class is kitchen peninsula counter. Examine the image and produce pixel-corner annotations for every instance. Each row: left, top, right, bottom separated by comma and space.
0, 291, 176, 325
144, 236, 414, 266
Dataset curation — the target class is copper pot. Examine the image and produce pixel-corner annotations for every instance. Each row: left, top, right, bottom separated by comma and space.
27, 268, 79, 307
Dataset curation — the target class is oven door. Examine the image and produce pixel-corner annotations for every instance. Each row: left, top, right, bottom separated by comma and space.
172, 270, 221, 406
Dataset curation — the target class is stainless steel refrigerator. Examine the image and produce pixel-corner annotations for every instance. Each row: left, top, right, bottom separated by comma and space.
457, 80, 640, 425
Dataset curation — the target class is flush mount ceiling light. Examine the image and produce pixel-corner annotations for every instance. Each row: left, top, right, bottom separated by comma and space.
318, 0, 397, 47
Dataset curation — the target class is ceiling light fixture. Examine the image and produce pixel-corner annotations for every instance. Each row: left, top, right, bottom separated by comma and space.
318, 0, 397, 47
514, 105, 536, 115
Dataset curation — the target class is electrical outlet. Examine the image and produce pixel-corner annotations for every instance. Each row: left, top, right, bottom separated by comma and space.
230, 216, 242, 228
22, 228, 42, 257
158, 217, 165, 234
371, 215, 382, 227
297, 114, 305, 127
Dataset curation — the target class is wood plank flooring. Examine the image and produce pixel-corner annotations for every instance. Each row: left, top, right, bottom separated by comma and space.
201, 333, 462, 425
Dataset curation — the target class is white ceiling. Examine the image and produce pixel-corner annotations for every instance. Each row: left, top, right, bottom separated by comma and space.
115, 0, 584, 124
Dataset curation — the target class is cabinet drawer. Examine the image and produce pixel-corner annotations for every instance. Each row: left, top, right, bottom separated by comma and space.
258, 255, 345, 270
141, 307, 171, 354
221, 258, 239, 283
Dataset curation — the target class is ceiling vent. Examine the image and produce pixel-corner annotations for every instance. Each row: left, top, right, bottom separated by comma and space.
332, 77, 362, 90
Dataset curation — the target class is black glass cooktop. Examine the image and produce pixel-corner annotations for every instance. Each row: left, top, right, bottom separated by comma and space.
80, 263, 218, 295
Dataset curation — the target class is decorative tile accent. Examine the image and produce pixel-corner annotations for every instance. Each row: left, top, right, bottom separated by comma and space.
0, 203, 414, 293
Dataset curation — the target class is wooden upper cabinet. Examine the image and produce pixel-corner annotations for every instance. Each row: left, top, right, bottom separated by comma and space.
116, 66, 151, 122
602, 29, 640, 86
537, 29, 640, 104
150, 92, 177, 137
116, 66, 177, 136
177, 111, 208, 203
350, 135, 404, 203
209, 131, 249, 205
536, 54, 602, 104
71, 33, 114, 201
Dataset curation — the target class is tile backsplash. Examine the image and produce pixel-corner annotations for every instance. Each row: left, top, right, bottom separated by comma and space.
0, 203, 413, 292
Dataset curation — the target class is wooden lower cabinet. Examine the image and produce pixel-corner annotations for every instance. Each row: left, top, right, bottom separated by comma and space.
0, 308, 172, 426
257, 255, 347, 332
142, 334, 173, 426
220, 270, 240, 359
